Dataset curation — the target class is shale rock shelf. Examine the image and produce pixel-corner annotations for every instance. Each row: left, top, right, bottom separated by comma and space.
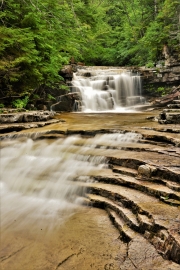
0, 110, 63, 133
74, 140, 180, 267
1, 112, 180, 269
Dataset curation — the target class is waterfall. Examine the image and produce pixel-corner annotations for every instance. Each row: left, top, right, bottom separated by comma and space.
72, 68, 144, 112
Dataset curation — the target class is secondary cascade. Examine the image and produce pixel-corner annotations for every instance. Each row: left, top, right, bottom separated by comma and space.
1, 132, 141, 232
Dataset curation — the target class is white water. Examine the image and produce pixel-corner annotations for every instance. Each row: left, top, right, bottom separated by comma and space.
1, 132, 142, 232
72, 69, 144, 112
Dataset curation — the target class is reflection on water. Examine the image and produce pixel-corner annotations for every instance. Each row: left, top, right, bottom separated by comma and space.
1, 132, 142, 232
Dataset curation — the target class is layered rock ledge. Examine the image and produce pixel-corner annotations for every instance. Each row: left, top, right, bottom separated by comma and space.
70, 133, 180, 266
1, 112, 180, 269
0, 110, 55, 123
0, 110, 63, 133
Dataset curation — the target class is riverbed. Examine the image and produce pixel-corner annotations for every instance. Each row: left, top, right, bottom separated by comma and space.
1, 111, 180, 270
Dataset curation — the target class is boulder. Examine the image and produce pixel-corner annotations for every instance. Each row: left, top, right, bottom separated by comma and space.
138, 164, 157, 179
159, 110, 180, 124
51, 92, 82, 112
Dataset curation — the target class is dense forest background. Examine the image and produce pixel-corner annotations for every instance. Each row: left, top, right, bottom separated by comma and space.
0, 0, 179, 108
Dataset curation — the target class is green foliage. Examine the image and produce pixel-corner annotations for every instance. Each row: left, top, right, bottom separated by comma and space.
0, 0, 179, 102
157, 86, 171, 96
0, 0, 70, 100
0, 103, 4, 108
101, 0, 180, 66
146, 84, 171, 96
12, 96, 29, 109
61, 85, 69, 90
47, 94, 55, 101
157, 87, 165, 95
146, 62, 155, 68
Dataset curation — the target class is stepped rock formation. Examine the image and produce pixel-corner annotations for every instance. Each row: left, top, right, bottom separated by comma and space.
157, 86, 180, 124
65, 128, 180, 266
0, 110, 62, 133
0, 112, 180, 269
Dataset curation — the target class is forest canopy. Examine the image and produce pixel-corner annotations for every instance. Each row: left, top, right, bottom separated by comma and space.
0, 0, 179, 104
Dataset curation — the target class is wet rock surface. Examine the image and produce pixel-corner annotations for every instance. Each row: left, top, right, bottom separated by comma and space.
158, 102, 180, 124
0, 119, 63, 134
0, 111, 62, 133
51, 92, 82, 112
0, 110, 55, 123
1, 111, 180, 269
0, 208, 127, 270
150, 85, 180, 124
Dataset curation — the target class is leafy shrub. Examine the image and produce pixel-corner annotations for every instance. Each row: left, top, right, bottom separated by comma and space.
12, 96, 29, 109
156, 87, 171, 96
47, 94, 55, 100
157, 87, 165, 93
146, 62, 155, 68
60, 84, 69, 90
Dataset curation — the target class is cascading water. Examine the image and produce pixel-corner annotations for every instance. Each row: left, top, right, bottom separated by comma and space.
1, 132, 142, 233
72, 68, 145, 112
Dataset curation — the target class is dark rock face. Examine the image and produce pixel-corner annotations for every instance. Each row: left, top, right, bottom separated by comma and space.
153, 86, 180, 107
155, 86, 180, 124
140, 65, 180, 85
159, 110, 180, 124
59, 64, 77, 82
51, 92, 82, 112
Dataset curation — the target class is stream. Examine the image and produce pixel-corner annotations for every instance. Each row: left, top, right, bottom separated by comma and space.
1, 132, 141, 233
1, 67, 180, 269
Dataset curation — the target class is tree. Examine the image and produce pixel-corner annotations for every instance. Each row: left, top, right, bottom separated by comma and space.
0, 0, 72, 102
100, 0, 179, 66
0, 0, 179, 106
